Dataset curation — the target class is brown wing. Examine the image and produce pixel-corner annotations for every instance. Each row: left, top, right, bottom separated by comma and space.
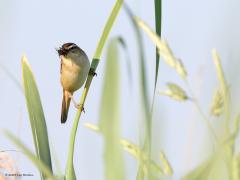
61, 90, 71, 123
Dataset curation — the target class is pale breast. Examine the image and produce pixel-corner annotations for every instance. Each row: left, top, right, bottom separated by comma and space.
60, 55, 90, 92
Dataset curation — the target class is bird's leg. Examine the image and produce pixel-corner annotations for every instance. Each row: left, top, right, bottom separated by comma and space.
89, 68, 97, 76
68, 94, 85, 113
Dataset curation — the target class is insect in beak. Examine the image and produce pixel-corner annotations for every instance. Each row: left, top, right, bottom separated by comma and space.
57, 47, 67, 56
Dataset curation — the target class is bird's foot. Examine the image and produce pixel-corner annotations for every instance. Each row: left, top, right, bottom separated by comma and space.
73, 103, 85, 113
89, 68, 97, 76
69, 94, 85, 113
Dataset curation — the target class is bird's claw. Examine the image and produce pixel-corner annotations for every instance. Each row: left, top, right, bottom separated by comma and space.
89, 68, 97, 76
74, 103, 85, 113
69, 94, 85, 113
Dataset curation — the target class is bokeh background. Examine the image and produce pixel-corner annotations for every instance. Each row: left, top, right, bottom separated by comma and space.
1, 0, 240, 179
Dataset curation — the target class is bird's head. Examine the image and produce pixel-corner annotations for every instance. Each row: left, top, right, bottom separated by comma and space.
57, 43, 84, 57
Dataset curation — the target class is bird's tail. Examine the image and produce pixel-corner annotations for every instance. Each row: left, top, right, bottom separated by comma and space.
61, 90, 71, 123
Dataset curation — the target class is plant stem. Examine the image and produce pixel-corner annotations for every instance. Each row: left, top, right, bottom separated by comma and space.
65, 1, 123, 179
184, 80, 219, 145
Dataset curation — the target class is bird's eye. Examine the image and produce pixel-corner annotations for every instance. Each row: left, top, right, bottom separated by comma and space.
71, 49, 76, 53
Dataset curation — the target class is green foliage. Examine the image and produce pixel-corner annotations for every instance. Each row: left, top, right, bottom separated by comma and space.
4, 1, 240, 180
116, 36, 133, 86
99, 38, 125, 180
134, 12, 240, 180
84, 123, 173, 179
154, 0, 162, 89
4, 131, 55, 179
124, 5, 153, 179
94, 0, 123, 59
65, 1, 123, 179
21, 56, 53, 179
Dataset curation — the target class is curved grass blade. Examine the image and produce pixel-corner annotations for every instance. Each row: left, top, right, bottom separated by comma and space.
22, 56, 52, 179
124, 4, 150, 119
65, 1, 123, 179
93, 0, 123, 60
154, 0, 162, 89
124, 4, 151, 179
117, 36, 133, 87
99, 38, 125, 180
4, 130, 55, 179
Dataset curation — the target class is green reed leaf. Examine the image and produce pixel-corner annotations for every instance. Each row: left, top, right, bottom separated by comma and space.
124, 5, 152, 179
93, 0, 123, 59
154, 0, 162, 89
116, 36, 133, 86
22, 56, 52, 179
65, 1, 123, 179
99, 38, 125, 180
4, 130, 55, 180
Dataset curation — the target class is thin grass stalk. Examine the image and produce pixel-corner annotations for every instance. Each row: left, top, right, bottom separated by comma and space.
123, 4, 152, 179
184, 80, 219, 145
150, 0, 162, 145
154, 0, 162, 90
148, 1, 162, 179
151, 0, 162, 113
65, 1, 123, 179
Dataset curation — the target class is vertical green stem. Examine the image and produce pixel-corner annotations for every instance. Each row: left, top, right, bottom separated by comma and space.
65, 1, 123, 179
123, 4, 151, 179
154, 0, 162, 90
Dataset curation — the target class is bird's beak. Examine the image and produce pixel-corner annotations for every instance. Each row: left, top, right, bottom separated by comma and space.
56, 47, 67, 56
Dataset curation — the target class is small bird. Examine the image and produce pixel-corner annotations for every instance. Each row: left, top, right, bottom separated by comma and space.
57, 43, 90, 123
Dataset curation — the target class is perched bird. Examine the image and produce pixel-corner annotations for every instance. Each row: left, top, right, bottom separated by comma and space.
57, 43, 90, 123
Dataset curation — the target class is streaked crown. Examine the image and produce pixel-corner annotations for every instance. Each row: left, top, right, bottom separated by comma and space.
57, 43, 82, 56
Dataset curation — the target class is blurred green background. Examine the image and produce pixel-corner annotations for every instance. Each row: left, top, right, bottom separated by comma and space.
1, 0, 240, 179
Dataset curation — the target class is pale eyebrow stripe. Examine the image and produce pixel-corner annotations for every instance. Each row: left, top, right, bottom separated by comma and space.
66, 44, 77, 50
